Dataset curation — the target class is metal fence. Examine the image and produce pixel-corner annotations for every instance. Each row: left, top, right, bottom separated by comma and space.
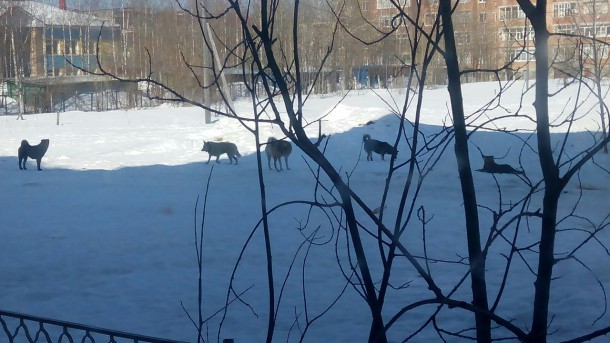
0, 309, 188, 343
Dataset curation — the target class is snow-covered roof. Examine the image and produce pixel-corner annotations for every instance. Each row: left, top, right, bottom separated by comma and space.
0, 1, 117, 27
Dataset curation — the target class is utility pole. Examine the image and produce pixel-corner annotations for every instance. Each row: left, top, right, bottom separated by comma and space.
525, 22, 530, 88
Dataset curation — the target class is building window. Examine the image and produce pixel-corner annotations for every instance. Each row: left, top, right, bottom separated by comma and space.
506, 48, 536, 62
553, 2, 577, 18
556, 24, 577, 34
478, 0, 486, 3
499, 6, 526, 21
479, 13, 487, 23
379, 15, 405, 27
555, 46, 577, 62
361, 1, 368, 11
582, 0, 608, 15
454, 10, 471, 24
399, 52, 412, 64
380, 15, 393, 27
377, 0, 392, 9
582, 44, 609, 59
377, 0, 410, 9
581, 24, 610, 37
500, 27, 535, 41
455, 32, 471, 44
397, 32, 409, 45
424, 12, 437, 26
459, 52, 473, 65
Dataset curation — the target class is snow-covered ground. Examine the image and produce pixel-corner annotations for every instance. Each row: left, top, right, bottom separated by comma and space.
1, 80, 609, 342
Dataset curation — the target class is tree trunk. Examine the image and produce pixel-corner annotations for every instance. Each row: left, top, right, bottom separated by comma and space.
520, 2, 562, 341
439, 1, 491, 342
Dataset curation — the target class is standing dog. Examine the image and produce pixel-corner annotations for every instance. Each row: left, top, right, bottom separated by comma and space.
265, 137, 292, 171
18, 139, 50, 171
201, 140, 241, 165
363, 134, 397, 161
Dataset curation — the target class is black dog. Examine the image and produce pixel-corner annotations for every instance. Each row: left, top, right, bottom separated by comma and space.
363, 134, 397, 161
18, 139, 50, 171
478, 155, 523, 174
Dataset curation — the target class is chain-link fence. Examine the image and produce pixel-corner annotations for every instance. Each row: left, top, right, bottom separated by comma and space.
0, 309, 188, 343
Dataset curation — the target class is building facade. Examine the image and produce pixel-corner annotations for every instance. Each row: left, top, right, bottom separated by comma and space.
0, 0, 120, 79
357, 0, 610, 83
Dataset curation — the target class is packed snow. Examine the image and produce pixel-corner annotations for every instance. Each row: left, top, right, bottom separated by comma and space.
1, 80, 609, 342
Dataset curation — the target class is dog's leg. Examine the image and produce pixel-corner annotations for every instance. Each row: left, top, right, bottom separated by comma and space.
36, 158, 42, 171
267, 156, 272, 170
22, 156, 28, 170
274, 158, 281, 172
381, 154, 385, 160
206, 155, 211, 164
285, 156, 290, 170
215, 155, 220, 163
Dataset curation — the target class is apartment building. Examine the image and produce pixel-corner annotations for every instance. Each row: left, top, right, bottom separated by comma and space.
0, 1, 121, 78
359, 0, 610, 82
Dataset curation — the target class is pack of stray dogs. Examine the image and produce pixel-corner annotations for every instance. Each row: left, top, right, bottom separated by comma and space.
201, 136, 294, 171
201, 133, 399, 170
15, 133, 397, 172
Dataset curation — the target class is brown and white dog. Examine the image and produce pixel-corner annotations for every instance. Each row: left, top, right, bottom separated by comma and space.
265, 137, 292, 171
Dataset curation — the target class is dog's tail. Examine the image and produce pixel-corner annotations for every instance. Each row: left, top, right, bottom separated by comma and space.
363, 134, 371, 144
236, 148, 242, 157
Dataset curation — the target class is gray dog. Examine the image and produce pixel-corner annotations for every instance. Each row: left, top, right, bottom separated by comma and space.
265, 137, 292, 171
201, 140, 241, 164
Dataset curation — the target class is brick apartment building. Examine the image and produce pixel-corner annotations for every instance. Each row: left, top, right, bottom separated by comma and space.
357, 0, 610, 83
3, 0, 608, 96
0, 0, 120, 78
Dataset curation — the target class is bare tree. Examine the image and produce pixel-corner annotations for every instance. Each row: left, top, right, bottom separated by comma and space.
438, 1, 491, 342
85, 0, 610, 342
1, 7, 30, 119
515, 0, 610, 341
575, 0, 610, 153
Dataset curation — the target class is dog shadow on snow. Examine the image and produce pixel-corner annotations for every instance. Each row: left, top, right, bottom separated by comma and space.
3, 112, 608, 192
2, 113, 608, 220
0, 114, 607, 343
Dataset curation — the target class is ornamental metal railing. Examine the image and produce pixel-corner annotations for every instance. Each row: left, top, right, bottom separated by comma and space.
0, 309, 188, 343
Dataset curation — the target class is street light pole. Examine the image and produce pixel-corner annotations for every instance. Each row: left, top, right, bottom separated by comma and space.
195, 0, 212, 124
